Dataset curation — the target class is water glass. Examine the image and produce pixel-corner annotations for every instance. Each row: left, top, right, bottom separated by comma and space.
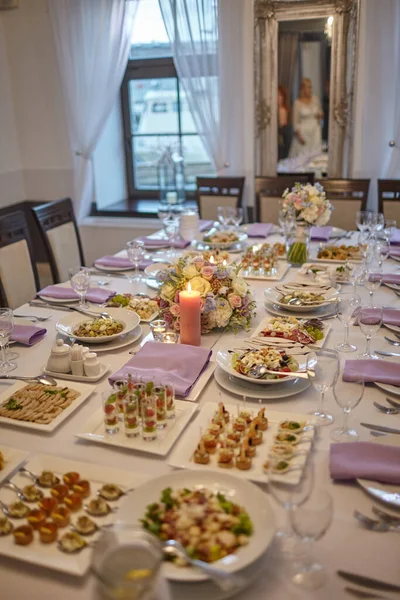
306, 349, 340, 426
355, 210, 372, 232
127, 240, 145, 283
141, 395, 157, 441
335, 293, 361, 353
0, 308, 16, 373
332, 379, 364, 442
290, 489, 333, 590
102, 390, 119, 435
69, 267, 91, 308
364, 267, 382, 307
358, 305, 382, 360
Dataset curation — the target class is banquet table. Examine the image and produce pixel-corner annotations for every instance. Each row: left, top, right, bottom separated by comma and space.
1, 230, 400, 600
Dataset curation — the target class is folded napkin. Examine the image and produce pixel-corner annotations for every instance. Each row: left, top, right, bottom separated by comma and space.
12, 324, 46, 346
109, 341, 212, 397
136, 236, 190, 249
353, 307, 400, 327
390, 228, 400, 245
39, 286, 115, 304
380, 273, 400, 285
330, 442, 400, 484
343, 359, 400, 386
310, 226, 333, 241
199, 219, 214, 232
247, 223, 273, 238
94, 256, 153, 270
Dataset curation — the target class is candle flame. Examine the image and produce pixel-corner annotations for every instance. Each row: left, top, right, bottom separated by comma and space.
222, 259, 227, 267
209, 255, 215, 264
187, 281, 192, 293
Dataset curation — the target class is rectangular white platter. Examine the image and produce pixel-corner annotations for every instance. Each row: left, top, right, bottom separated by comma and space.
0, 445, 30, 484
76, 400, 198, 456
168, 402, 315, 484
241, 261, 290, 282
250, 315, 330, 349
0, 453, 151, 576
0, 380, 95, 432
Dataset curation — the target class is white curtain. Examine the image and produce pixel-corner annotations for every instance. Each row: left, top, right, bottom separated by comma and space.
48, 0, 138, 223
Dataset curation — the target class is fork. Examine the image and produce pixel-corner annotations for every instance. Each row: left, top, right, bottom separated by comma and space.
386, 397, 400, 409
371, 506, 400, 525
373, 401, 399, 415
354, 510, 400, 532
14, 314, 51, 322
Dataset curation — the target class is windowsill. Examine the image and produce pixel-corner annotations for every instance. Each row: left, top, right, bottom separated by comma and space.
89, 198, 198, 219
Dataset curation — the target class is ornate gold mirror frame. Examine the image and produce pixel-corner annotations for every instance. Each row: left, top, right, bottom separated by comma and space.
254, 0, 360, 177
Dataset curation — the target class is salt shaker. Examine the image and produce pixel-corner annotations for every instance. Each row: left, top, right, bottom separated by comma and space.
84, 352, 100, 377
70, 344, 84, 376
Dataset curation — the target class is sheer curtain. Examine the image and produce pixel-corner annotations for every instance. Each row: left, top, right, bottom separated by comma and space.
48, 0, 138, 223
278, 33, 298, 99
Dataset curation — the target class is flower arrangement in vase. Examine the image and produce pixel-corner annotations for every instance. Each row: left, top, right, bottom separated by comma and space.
156, 256, 256, 334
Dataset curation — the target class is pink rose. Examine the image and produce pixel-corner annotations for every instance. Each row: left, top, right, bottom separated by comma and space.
228, 294, 242, 308
170, 303, 180, 316
174, 292, 180, 303
174, 320, 181, 332
201, 266, 214, 280
193, 256, 205, 269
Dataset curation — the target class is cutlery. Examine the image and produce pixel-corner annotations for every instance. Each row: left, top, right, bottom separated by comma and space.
163, 539, 246, 592
30, 301, 112, 320
361, 423, 400, 435
0, 374, 57, 386
354, 510, 400, 532
384, 337, 400, 346
247, 365, 309, 380
14, 314, 51, 322
338, 571, 400, 593
386, 397, 400, 409
373, 401, 399, 415
3, 481, 43, 502
371, 506, 400, 524
29, 301, 72, 312
370, 430, 388, 437
19, 467, 60, 487
345, 586, 396, 599
374, 350, 400, 358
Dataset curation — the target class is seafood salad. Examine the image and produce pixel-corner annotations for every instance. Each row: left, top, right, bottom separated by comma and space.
232, 347, 299, 379
141, 487, 253, 564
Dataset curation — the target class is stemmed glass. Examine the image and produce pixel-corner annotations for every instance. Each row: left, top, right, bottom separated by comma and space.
383, 219, 396, 243
331, 378, 364, 442
355, 210, 372, 232
164, 216, 180, 261
306, 349, 340, 426
374, 240, 390, 268
127, 240, 145, 283
358, 305, 383, 360
363, 267, 382, 307
335, 292, 361, 353
290, 489, 333, 590
0, 309, 16, 373
157, 203, 172, 239
369, 212, 385, 237
217, 206, 231, 229
228, 207, 244, 229
69, 267, 91, 308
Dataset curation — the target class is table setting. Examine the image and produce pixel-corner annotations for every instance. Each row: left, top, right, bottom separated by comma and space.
1, 197, 400, 600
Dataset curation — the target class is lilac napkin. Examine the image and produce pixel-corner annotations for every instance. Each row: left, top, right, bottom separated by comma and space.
390, 228, 400, 245
343, 359, 400, 386
11, 324, 46, 346
380, 273, 400, 285
353, 307, 400, 327
199, 220, 214, 232
39, 286, 115, 304
94, 256, 153, 270
330, 442, 400, 484
247, 223, 273, 238
109, 341, 212, 397
310, 226, 333, 241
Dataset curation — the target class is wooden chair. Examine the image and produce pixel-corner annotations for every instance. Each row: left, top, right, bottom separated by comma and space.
195, 177, 245, 221
277, 172, 315, 182
255, 175, 314, 223
0, 211, 40, 308
32, 198, 85, 283
378, 179, 400, 221
318, 179, 370, 230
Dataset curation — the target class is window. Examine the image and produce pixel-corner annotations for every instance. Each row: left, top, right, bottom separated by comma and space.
121, 0, 215, 202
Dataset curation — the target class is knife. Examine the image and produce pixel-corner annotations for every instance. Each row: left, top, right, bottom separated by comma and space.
345, 586, 395, 599
361, 422, 400, 435
358, 484, 400, 508
29, 301, 72, 312
337, 570, 400, 593
374, 350, 400, 357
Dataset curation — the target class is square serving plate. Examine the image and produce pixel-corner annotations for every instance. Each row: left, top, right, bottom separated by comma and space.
75, 400, 198, 456
0, 445, 30, 484
168, 402, 315, 484
0, 380, 95, 432
241, 261, 290, 282
251, 315, 331, 348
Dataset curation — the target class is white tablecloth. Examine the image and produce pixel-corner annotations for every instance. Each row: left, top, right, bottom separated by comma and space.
1, 232, 400, 600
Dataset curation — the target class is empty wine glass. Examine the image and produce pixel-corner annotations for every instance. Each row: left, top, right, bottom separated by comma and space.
332, 378, 364, 442
0, 309, 16, 374
229, 207, 244, 228
363, 267, 382, 307
355, 210, 372, 232
217, 206, 231, 228
358, 305, 382, 360
306, 349, 340, 426
369, 212, 385, 236
69, 267, 91, 308
127, 240, 145, 283
290, 489, 333, 590
383, 218, 396, 243
335, 292, 361, 353
374, 240, 390, 268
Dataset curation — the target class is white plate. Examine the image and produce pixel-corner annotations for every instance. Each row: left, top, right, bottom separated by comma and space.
383, 322, 400, 335
390, 254, 400, 263
42, 363, 110, 383
56, 307, 140, 344
241, 262, 290, 282
145, 278, 161, 290
200, 230, 248, 250
383, 282, 400, 291
214, 366, 311, 400
93, 260, 133, 272
0, 446, 30, 484
59, 325, 143, 353
264, 287, 338, 313
264, 299, 337, 320
76, 400, 197, 456
216, 342, 307, 386
118, 469, 275, 582
374, 381, 400, 396
192, 239, 247, 254
0, 454, 150, 576
144, 262, 170, 277
357, 434, 400, 508
37, 282, 80, 303
169, 403, 315, 485
330, 227, 347, 238
296, 262, 353, 284
251, 316, 330, 348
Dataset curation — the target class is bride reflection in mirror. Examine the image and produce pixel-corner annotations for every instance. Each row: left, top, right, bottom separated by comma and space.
289, 78, 323, 157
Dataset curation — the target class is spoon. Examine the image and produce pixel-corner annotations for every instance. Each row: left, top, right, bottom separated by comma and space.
0, 375, 57, 386
0, 499, 30, 518
3, 481, 43, 502
18, 467, 60, 487
354, 510, 400, 533
373, 401, 399, 415
163, 539, 246, 593
384, 336, 400, 346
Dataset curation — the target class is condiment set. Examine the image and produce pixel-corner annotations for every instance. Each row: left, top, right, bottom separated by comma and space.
46, 339, 100, 378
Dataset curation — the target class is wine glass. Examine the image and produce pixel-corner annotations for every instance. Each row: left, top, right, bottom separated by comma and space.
335, 292, 361, 353
69, 267, 91, 308
358, 305, 382, 360
369, 212, 385, 237
331, 378, 364, 442
229, 207, 244, 229
290, 489, 333, 590
0, 309, 16, 373
374, 240, 390, 268
217, 206, 231, 228
383, 219, 396, 243
306, 349, 340, 426
355, 210, 372, 232
127, 240, 145, 283
363, 267, 382, 307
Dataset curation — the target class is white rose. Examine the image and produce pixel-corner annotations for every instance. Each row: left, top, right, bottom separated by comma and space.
182, 264, 198, 280
160, 282, 175, 301
232, 277, 248, 296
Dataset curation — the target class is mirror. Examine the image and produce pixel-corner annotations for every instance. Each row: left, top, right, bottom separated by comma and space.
254, 0, 360, 178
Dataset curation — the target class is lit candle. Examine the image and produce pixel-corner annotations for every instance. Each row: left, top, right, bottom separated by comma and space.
222, 259, 227, 267
209, 255, 215, 264
160, 331, 179, 344
179, 282, 201, 346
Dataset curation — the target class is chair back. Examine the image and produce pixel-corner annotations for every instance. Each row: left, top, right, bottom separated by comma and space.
32, 198, 85, 283
319, 179, 370, 230
378, 179, 400, 221
0, 211, 39, 308
255, 175, 313, 223
196, 177, 245, 221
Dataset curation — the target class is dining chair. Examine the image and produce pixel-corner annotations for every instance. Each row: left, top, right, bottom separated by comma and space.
378, 179, 400, 220
0, 210, 40, 308
317, 179, 370, 230
277, 172, 315, 182
255, 175, 314, 223
195, 177, 245, 221
32, 198, 85, 283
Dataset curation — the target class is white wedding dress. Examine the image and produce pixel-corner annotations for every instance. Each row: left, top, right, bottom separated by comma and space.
289, 96, 322, 158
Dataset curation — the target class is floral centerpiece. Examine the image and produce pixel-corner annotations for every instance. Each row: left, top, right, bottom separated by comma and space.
157, 256, 256, 333
281, 182, 333, 266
